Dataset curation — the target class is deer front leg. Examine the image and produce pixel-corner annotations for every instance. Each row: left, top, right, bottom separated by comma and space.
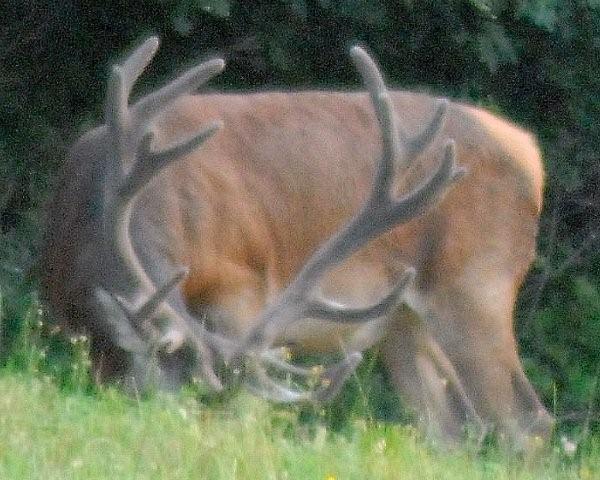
381, 305, 485, 447
418, 278, 554, 450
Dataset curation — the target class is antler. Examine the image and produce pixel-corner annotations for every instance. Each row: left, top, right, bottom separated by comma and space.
94, 38, 463, 401
232, 46, 465, 402
96, 37, 225, 390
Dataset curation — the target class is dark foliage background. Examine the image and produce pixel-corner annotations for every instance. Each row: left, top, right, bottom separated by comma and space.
1, 0, 599, 432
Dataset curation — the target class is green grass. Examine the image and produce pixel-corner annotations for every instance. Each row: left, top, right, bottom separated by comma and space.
0, 371, 597, 479
1, 233, 599, 479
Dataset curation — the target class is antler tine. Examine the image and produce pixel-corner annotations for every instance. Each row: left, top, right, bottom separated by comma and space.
120, 36, 160, 92
291, 57, 461, 293
245, 364, 311, 403
243, 48, 462, 350
105, 43, 225, 205
407, 100, 448, 157
136, 268, 188, 322
245, 352, 363, 403
350, 46, 448, 163
305, 268, 415, 322
105, 65, 129, 156
119, 121, 223, 200
104, 37, 159, 149
107, 287, 225, 392
186, 329, 224, 391
312, 352, 363, 402
102, 36, 224, 293
134, 58, 225, 122
230, 46, 465, 404
350, 47, 399, 195
350, 46, 387, 104
99, 37, 227, 392
95, 287, 149, 354
112, 267, 189, 323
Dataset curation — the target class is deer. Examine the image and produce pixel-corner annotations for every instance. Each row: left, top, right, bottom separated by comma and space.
39, 36, 553, 448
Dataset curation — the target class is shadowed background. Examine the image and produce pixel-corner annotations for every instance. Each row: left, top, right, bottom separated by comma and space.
0, 0, 598, 434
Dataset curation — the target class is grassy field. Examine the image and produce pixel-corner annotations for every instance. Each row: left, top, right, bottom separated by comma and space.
0, 244, 598, 479
0, 369, 596, 479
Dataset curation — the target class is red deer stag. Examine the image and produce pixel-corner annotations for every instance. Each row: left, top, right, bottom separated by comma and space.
40, 37, 553, 447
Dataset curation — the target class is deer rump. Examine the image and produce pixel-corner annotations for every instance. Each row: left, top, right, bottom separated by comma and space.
40, 42, 552, 448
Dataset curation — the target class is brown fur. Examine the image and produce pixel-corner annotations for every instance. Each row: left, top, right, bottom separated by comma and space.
40, 89, 553, 446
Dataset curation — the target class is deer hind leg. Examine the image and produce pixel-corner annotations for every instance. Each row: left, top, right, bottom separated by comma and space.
415, 275, 554, 449
381, 305, 485, 446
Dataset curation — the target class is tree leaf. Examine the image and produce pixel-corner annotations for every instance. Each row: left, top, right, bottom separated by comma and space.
192, 0, 231, 18
518, 0, 559, 32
